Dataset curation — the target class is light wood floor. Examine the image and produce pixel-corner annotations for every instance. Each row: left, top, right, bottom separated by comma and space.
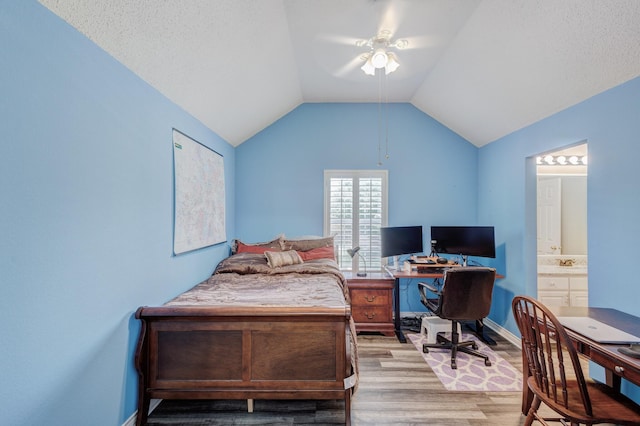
146, 327, 537, 425
350, 330, 527, 425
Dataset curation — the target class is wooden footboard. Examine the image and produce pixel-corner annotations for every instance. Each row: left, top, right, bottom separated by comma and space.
135, 306, 354, 425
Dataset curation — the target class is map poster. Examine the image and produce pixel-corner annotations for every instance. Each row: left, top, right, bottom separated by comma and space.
172, 129, 226, 255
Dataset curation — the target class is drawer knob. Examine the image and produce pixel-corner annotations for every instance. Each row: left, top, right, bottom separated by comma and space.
615, 366, 625, 374
365, 295, 377, 303
365, 312, 376, 320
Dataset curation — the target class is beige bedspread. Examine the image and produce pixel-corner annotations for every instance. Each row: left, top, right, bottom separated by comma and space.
166, 253, 350, 309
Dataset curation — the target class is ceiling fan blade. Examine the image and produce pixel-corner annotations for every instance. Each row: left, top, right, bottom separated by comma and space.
378, 1, 401, 36
333, 53, 367, 78
398, 35, 436, 50
316, 33, 362, 47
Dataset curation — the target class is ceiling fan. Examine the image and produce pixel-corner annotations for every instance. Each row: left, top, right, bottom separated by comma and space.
355, 29, 409, 75
315, 27, 423, 79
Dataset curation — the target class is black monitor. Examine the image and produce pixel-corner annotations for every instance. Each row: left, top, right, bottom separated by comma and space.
430, 226, 496, 261
381, 226, 424, 258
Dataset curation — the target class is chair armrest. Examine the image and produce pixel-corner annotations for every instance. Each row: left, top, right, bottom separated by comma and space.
418, 282, 439, 294
418, 282, 441, 311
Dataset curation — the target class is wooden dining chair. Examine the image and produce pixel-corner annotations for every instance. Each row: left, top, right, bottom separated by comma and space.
512, 295, 640, 425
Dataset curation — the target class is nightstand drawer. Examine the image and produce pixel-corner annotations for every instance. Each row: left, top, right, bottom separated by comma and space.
352, 305, 392, 323
351, 289, 390, 306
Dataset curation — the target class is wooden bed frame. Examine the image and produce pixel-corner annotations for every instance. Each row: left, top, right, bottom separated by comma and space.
135, 305, 354, 425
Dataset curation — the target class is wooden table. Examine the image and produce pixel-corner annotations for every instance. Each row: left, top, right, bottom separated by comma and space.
384, 264, 503, 344
521, 306, 640, 415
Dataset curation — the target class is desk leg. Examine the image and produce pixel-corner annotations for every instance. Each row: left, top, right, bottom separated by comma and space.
464, 319, 497, 346
393, 278, 406, 343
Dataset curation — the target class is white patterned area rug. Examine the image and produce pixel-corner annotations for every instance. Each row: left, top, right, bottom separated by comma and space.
408, 332, 523, 392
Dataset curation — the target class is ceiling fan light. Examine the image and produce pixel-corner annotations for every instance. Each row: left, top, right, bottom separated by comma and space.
371, 49, 388, 68
361, 57, 376, 76
385, 52, 399, 74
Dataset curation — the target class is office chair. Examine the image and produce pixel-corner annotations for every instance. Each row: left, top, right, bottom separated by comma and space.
418, 267, 496, 369
512, 295, 640, 425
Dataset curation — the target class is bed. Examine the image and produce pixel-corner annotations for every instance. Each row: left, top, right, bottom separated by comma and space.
134, 245, 357, 426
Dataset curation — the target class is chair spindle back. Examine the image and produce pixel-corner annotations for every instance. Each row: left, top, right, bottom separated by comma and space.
512, 296, 593, 417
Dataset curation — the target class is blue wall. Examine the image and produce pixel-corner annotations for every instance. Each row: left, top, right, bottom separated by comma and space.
237, 102, 480, 238
1, 3, 234, 425
236, 102, 481, 313
478, 76, 640, 399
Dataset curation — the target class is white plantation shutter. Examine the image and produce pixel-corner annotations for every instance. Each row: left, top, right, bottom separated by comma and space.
324, 170, 388, 273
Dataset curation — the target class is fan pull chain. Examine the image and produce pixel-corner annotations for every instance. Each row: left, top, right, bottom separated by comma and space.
385, 72, 390, 160
377, 71, 383, 166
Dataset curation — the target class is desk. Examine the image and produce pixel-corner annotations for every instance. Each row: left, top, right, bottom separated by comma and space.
384, 266, 503, 344
521, 306, 640, 415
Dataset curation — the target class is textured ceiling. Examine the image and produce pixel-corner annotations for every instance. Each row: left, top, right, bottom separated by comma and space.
39, 0, 640, 147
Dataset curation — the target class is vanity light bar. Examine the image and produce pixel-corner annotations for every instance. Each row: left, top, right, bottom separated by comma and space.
536, 155, 588, 166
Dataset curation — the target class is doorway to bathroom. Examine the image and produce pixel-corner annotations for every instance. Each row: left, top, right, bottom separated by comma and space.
536, 143, 588, 307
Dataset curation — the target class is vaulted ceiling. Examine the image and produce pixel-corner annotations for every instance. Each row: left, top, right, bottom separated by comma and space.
40, 0, 640, 147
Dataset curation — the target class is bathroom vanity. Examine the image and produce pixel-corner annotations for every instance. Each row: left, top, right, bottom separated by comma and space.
537, 255, 588, 307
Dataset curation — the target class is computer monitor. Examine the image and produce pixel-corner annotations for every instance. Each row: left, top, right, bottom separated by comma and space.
430, 226, 495, 265
381, 226, 424, 259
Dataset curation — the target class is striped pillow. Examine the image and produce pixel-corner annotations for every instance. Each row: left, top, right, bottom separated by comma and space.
265, 250, 303, 268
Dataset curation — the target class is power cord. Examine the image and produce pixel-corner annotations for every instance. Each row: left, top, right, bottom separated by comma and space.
400, 278, 441, 332
401, 316, 422, 332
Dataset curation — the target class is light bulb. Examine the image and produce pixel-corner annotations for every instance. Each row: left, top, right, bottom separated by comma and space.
371, 49, 388, 68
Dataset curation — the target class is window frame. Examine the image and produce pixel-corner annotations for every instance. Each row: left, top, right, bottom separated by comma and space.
323, 169, 388, 273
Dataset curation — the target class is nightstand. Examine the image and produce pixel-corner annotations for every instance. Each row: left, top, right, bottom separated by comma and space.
343, 271, 395, 336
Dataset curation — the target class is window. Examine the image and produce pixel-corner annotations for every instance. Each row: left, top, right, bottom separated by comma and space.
324, 170, 388, 273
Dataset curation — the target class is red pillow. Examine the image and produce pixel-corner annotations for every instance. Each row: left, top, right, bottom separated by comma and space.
236, 241, 276, 254
298, 246, 335, 261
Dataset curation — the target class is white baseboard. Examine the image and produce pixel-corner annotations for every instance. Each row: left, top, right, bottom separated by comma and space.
122, 399, 162, 426
400, 311, 428, 318
483, 317, 521, 348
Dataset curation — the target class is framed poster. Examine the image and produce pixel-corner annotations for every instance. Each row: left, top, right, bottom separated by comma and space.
172, 129, 226, 254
